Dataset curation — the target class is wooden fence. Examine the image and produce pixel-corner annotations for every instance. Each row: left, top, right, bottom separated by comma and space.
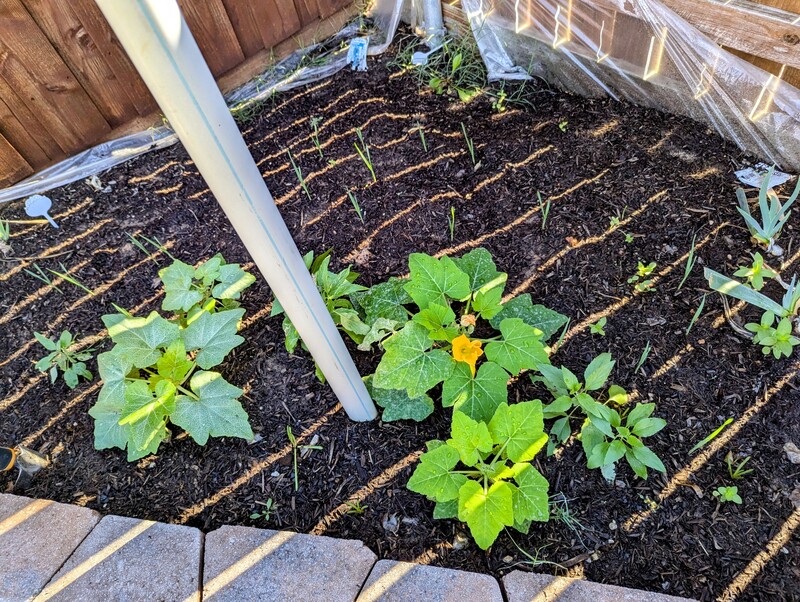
0, 0, 354, 187
0, 0, 799, 188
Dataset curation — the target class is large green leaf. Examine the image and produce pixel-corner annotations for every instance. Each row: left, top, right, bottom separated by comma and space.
484, 318, 548, 375
373, 322, 455, 397
447, 411, 494, 466
121, 380, 172, 453
102, 311, 180, 368
407, 444, 467, 502
212, 263, 256, 300
357, 318, 399, 352
160, 260, 203, 312
366, 376, 434, 422
404, 254, 470, 310
458, 480, 514, 550
442, 361, 508, 423
171, 371, 253, 445
510, 462, 549, 522
489, 295, 568, 341
183, 308, 245, 369
314, 256, 366, 301
194, 254, 223, 285
88, 394, 129, 452
96, 351, 132, 407
488, 401, 547, 463
354, 278, 412, 323
453, 248, 507, 294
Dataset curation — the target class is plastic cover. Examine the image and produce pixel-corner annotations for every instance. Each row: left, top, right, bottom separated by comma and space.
461, 0, 800, 170
0, 0, 405, 205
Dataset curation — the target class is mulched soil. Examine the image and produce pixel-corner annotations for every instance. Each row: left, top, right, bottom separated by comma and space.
1, 38, 798, 602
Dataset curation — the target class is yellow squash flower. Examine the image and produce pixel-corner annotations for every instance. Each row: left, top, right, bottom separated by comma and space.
452, 334, 483, 376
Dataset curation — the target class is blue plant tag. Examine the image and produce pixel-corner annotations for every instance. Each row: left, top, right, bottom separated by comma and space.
347, 37, 369, 72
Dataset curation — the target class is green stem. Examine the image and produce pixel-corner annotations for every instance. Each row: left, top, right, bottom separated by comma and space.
177, 385, 199, 401
491, 441, 509, 465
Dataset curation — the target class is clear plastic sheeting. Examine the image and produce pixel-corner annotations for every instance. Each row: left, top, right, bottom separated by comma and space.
0, 0, 404, 205
461, 0, 800, 171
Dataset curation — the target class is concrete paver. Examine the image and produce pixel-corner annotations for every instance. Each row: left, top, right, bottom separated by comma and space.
357, 559, 503, 602
203, 525, 376, 601
35, 514, 203, 602
503, 570, 696, 602
0, 493, 99, 602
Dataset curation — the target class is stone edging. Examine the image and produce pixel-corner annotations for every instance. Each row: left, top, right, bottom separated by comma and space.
0, 493, 694, 601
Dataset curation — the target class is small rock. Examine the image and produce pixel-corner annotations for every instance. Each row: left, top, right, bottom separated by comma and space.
250, 434, 264, 444
790, 487, 800, 509
503, 555, 513, 563
608, 520, 617, 530
452, 531, 470, 550
401, 517, 418, 526
784, 441, 800, 464
382, 513, 399, 534
615, 480, 626, 489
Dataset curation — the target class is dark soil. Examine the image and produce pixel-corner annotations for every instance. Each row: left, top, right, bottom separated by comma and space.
1, 40, 798, 602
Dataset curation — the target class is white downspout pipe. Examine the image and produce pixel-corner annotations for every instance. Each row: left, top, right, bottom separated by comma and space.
95, 0, 376, 421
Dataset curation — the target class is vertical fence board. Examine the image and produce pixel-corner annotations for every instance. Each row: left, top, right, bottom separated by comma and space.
220, 0, 266, 58
67, 0, 157, 117
0, 131, 33, 186
0, 0, 110, 154
178, 0, 245, 75
254, 0, 303, 49
293, 0, 321, 26
0, 76, 64, 166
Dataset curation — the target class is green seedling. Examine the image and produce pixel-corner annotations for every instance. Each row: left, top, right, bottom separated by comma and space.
553, 317, 571, 353
549, 493, 586, 546
623, 232, 635, 244
736, 166, 800, 256
713, 485, 742, 505
407, 401, 550, 550
416, 124, 428, 152
460, 122, 476, 166
589, 317, 606, 336
310, 116, 324, 158
733, 252, 778, 291
347, 189, 364, 224
88, 254, 256, 461
677, 234, 698, 290
354, 127, 377, 183
425, 38, 484, 103
538, 192, 551, 230
686, 294, 706, 335
345, 500, 368, 516
492, 88, 508, 113
249, 498, 276, 521
286, 425, 323, 491
23, 263, 62, 294
34, 331, 95, 389
628, 261, 656, 293
0, 220, 9, 242
47, 262, 95, 296
448, 206, 456, 241
635, 341, 651, 373
128, 233, 156, 262
139, 234, 176, 261
746, 311, 800, 358
689, 417, 733, 454
609, 208, 626, 228
725, 451, 754, 480
558, 121, 568, 132
287, 151, 312, 201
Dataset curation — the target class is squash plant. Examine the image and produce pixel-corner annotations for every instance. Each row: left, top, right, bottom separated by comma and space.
89, 254, 256, 461
408, 400, 550, 549
276, 248, 568, 422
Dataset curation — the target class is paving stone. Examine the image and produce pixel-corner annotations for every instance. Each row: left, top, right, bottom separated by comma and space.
357, 559, 503, 602
36, 514, 202, 602
203, 525, 376, 601
0, 493, 100, 602
503, 571, 696, 602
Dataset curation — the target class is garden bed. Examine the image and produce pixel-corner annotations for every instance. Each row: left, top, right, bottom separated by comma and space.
1, 39, 798, 601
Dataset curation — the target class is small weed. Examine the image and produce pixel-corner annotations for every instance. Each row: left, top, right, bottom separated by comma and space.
677, 234, 698, 290
689, 418, 733, 454
549, 493, 586, 547
287, 151, 312, 201
34, 330, 95, 389
609, 208, 626, 228
0, 220, 9, 241
628, 261, 656, 293
416, 123, 428, 153
713, 486, 742, 505
249, 498, 276, 521
733, 252, 777, 291
310, 116, 324, 158
139, 234, 175, 261
448, 206, 456, 241
354, 128, 376, 183
558, 120, 569, 132
589, 317, 606, 336
686, 294, 706, 335
47, 263, 95, 296
634, 340, 651, 373
23, 263, 62, 294
347, 189, 364, 224
345, 500, 368, 516
460, 122, 476, 166
725, 451, 754, 480
538, 192, 551, 230
287, 426, 323, 491
736, 165, 800, 256
623, 232, 635, 244
492, 88, 508, 113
